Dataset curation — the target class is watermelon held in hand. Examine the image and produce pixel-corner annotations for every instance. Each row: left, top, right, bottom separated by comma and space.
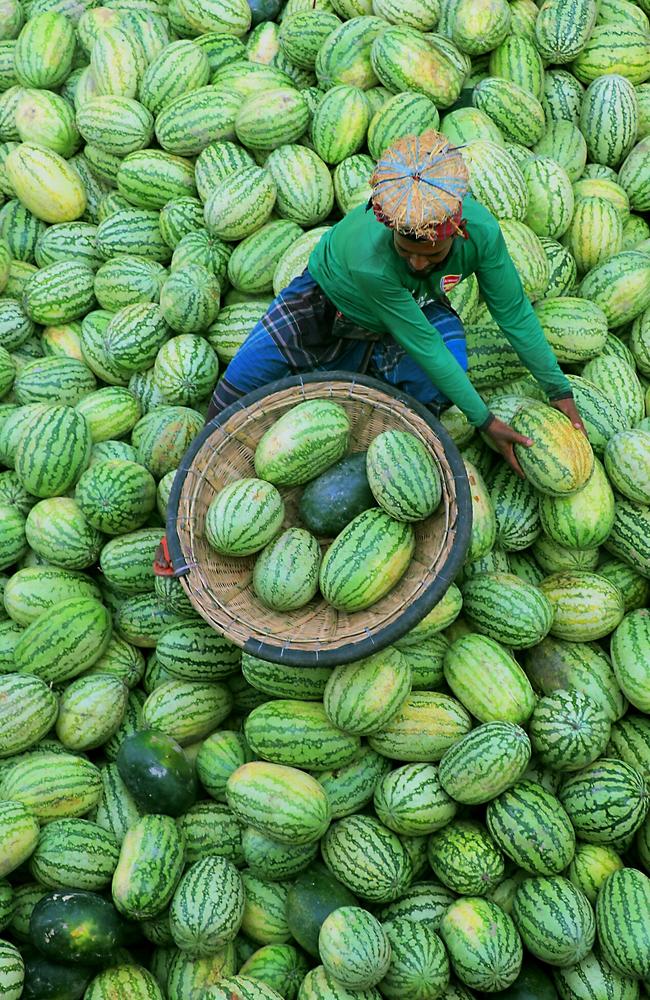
512, 406, 594, 496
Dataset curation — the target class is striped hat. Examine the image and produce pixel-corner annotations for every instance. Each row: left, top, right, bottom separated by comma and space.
371, 131, 470, 240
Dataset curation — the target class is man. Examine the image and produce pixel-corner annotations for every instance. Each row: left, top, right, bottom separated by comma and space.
207, 129, 583, 476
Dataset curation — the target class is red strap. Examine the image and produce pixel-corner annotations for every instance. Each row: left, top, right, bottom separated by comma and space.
153, 536, 175, 577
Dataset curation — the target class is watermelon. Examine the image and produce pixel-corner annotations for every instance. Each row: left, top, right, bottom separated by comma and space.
440, 897, 523, 991
0, 752, 101, 822
461, 572, 554, 648
610, 608, 650, 712
511, 406, 594, 496
321, 815, 413, 903
373, 761, 457, 836
579, 74, 639, 169
444, 633, 536, 725
427, 819, 505, 895
439, 722, 531, 805
323, 646, 411, 736
0, 800, 39, 877
512, 876, 595, 967
318, 906, 391, 989
253, 528, 321, 611
205, 478, 285, 557
530, 689, 611, 772
366, 430, 441, 522
559, 758, 648, 846
319, 508, 415, 612
367, 691, 472, 762
29, 818, 120, 892
245, 699, 361, 770
29, 890, 126, 965
227, 762, 331, 845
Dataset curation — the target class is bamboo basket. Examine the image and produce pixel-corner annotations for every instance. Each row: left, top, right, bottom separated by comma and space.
167, 373, 471, 666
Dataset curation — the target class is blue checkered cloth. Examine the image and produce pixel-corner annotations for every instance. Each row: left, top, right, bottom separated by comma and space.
209, 269, 467, 418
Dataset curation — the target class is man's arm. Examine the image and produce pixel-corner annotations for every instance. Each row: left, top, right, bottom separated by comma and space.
475, 225, 574, 402
357, 272, 493, 427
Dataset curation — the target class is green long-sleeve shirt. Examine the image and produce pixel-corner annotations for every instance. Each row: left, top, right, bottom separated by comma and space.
309, 195, 572, 427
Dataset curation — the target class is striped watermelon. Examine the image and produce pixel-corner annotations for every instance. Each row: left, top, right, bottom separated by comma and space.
297, 966, 380, 1000
153, 333, 219, 403
560, 758, 648, 847
368, 691, 471, 762
85, 966, 163, 999
204, 164, 276, 241
310, 85, 370, 165
487, 780, 575, 875
370, 26, 464, 108
178, 801, 243, 866
596, 869, 650, 980
96, 210, 170, 263
512, 876, 595, 967
530, 689, 611, 772
0, 673, 58, 757
522, 156, 574, 238
140, 40, 211, 114
572, 21, 650, 85
567, 843, 624, 904
240, 870, 291, 945
540, 571, 624, 642
205, 478, 284, 557
318, 907, 391, 989
461, 573, 553, 648
14, 12, 75, 89
239, 944, 309, 1000
5, 144, 86, 224
473, 77, 545, 147
315, 15, 385, 89
539, 458, 614, 549
319, 507, 414, 611
321, 814, 413, 903
534, 297, 608, 363
605, 429, 650, 504
141, 679, 232, 745
366, 430, 441, 521
0, 800, 39, 877
2, 566, 100, 626
444, 633, 536, 725
245, 699, 360, 770
0, 940, 23, 1000
228, 219, 303, 294
379, 917, 449, 1000
580, 250, 650, 328
25, 497, 103, 570
14, 596, 111, 683
427, 819, 505, 895
75, 459, 156, 534
118, 152, 197, 213
29, 818, 120, 891
157, 621, 239, 682
611, 609, 650, 712
534, 0, 597, 63
255, 400, 349, 485
511, 406, 594, 496
619, 137, 650, 213
169, 856, 244, 954
318, 748, 391, 820
236, 87, 310, 151
253, 528, 321, 611
489, 33, 544, 97
373, 761, 456, 836
13, 354, 95, 407
165, 947, 237, 1000
439, 722, 531, 805
0, 752, 101, 822
226, 762, 331, 845
367, 91, 440, 160
442, 107, 504, 146
462, 137, 528, 221
56, 673, 128, 751
440, 897, 522, 991
579, 74, 639, 169
112, 814, 184, 920
241, 827, 316, 881
14, 403, 91, 498
323, 646, 411, 736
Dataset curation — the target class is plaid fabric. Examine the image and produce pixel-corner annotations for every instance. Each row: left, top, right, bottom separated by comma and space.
207, 269, 466, 420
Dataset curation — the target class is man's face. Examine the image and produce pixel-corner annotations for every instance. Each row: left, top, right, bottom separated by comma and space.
393, 231, 455, 275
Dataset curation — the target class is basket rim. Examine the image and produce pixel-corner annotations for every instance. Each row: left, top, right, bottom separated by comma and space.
167, 371, 472, 666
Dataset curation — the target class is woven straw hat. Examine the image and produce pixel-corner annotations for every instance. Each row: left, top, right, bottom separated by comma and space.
371, 130, 470, 239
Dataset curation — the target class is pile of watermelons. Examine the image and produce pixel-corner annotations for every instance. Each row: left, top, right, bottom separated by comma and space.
1, 0, 650, 996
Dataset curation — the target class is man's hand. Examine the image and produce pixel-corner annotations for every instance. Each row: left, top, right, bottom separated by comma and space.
551, 396, 586, 434
483, 417, 533, 479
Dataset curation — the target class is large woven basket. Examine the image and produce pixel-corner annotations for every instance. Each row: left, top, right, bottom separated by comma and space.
167, 373, 471, 666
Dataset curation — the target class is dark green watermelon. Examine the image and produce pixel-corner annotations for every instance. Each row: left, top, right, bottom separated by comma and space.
298, 452, 376, 538
22, 954, 93, 1000
495, 962, 559, 1000
247, 0, 283, 25
29, 892, 127, 965
116, 729, 197, 817
286, 863, 358, 958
